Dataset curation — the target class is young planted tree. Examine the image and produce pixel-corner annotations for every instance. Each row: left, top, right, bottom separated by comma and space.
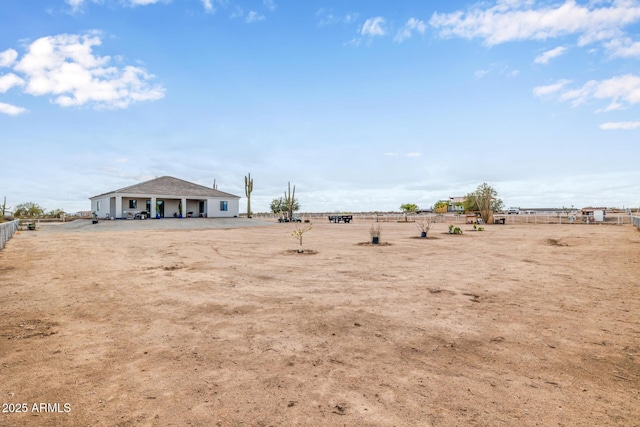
464, 183, 504, 224
291, 223, 312, 253
370, 223, 382, 244
245, 173, 253, 218
416, 217, 431, 238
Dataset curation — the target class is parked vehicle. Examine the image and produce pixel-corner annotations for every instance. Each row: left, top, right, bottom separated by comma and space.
278, 216, 301, 223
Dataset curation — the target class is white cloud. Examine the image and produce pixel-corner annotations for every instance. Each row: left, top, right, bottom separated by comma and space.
230, 6, 244, 19
10, 33, 164, 109
343, 38, 361, 48
430, 1, 640, 46
0, 102, 27, 116
533, 79, 572, 96
246, 11, 265, 23
475, 63, 519, 78
0, 49, 18, 67
128, 0, 164, 5
344, 13, 358, 24
534, 46, 567, 64
316, 9, 359, 27
361, 17, 386, 37
394, 18, 427, 43
536, 74, 640, 111
263, 0, 275, 12
316, 8, 336, 26
65, 0, 85, 11
201, 0, 214, 13
0, 73, 24, 93
604, 37, 640, 58
599, 121, 640, 130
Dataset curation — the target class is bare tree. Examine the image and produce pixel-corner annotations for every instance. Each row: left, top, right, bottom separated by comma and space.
416, 217, 431, 238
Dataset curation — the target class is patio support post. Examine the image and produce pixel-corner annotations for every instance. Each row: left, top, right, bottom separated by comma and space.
150, 196, 157, 218
115, 195, 122, 219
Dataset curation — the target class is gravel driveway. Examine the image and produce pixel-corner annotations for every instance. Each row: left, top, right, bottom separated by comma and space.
37, 217, 276, 233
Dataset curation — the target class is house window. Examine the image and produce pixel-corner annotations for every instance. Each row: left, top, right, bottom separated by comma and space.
220, 201, 228, 211
96, 201, 101, 211
129, 200, 137, 209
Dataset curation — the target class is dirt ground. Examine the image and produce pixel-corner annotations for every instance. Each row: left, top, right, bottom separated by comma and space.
1, 220, 639, 426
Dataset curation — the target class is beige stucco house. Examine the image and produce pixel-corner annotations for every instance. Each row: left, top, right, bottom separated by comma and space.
90, 176, 240, 219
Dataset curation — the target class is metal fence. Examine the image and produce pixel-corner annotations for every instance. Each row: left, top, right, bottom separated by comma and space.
633, 216, 640, 230
252, 212, 634, 225
0, 219, 20, 250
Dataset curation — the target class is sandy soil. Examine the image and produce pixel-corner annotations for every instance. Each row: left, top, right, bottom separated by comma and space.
1, 220, 639, 426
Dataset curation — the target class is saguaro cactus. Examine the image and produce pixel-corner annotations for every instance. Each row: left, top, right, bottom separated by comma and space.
284, 181, 296, 220
245, 173, 253, 218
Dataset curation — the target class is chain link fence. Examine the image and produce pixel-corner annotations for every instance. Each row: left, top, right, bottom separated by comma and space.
0, 219, 20, 250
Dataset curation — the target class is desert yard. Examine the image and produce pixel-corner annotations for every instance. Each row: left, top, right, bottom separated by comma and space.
0, 219, 639, 426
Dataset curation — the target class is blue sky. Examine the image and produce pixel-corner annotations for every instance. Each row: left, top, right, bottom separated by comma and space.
1, 0, 639, 213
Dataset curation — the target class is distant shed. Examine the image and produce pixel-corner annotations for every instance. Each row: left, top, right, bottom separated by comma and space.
581, 207, 606, 223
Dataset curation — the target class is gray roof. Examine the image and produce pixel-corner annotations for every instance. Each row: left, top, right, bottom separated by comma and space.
91, 176, 240, 199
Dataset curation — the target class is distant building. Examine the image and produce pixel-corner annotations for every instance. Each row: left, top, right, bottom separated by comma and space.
434, 196, 465, 213
90, 176, 240, 219
501, 208, 579, 215
581, 207, 606, 222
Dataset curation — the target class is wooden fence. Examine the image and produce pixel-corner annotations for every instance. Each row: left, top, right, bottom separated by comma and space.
0, 219, 20, 250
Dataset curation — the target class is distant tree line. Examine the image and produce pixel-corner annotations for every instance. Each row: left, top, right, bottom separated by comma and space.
11, 202, 66, 219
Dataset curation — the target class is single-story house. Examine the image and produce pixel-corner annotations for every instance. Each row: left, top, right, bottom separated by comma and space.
90, 176, 241, 219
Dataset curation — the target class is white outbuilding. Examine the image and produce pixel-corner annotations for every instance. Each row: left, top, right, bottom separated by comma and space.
90, 176, 240, 219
